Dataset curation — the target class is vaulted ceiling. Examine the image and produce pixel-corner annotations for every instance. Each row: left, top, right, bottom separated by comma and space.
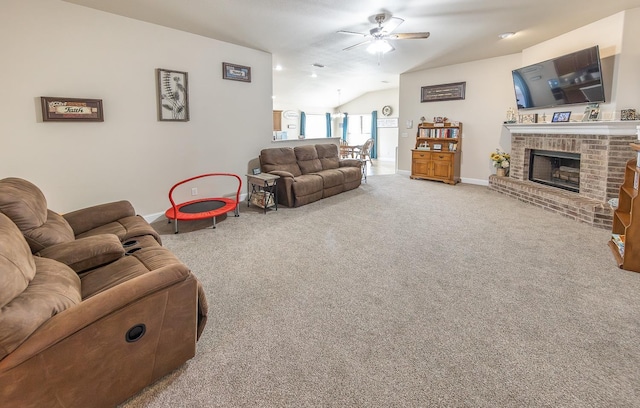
65, 0, 640, 109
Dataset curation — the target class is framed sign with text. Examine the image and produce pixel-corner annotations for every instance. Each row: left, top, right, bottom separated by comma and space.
420, 82, 466, 103
40, 97, 104, 122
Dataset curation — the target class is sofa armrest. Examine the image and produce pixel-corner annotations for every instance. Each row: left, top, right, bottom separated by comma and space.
0, 264, 192, 371
36, 234, 125, 273
63, 200, 136, 235
268, 170, 295, 178
340, 159, 363, 168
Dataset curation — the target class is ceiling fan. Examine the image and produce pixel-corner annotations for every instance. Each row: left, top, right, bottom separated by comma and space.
338, 13, 430, 54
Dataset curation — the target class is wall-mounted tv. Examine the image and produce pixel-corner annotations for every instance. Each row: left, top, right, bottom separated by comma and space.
512, 45, 605, 110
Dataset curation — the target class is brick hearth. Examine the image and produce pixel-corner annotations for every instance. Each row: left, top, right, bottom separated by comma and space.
488, 122, 639, 229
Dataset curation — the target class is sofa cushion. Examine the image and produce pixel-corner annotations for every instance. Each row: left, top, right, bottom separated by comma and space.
74, 215, 161, 244
0, 177, 48, 231
294, 145, 323, 174
80, 246, 183, 299
315, 144, 340, 170
23, 210, 75, 253
260, 148, 302, 177
0, 256, 81, 360
0, 213, 36, 309
314, 169, 344, 189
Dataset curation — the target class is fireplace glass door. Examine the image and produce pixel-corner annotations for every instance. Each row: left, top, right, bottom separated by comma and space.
529, 150, 580, 192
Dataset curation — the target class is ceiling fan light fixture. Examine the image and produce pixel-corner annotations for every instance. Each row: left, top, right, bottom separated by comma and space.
367, 39, 393, 55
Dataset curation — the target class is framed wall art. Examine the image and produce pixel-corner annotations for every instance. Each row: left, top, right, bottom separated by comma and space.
222, 62, 251, 82
40, 97, 104, 122
156, 68, 189, 121
420, 82, 466, 102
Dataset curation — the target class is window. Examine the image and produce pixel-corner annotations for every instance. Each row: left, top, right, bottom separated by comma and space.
305, 114, 327, 139
347, 114, 372, 145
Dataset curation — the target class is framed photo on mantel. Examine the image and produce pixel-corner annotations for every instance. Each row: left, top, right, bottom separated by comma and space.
552, 111, 571, 123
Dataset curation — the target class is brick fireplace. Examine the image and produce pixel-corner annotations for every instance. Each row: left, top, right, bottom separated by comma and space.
488, 122, 639, 229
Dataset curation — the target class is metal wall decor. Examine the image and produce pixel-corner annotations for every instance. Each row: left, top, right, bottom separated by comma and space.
156, 68, 189, 121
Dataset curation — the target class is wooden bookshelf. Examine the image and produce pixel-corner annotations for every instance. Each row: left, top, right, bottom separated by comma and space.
410, 122, 462, 185
609, 143, 640, 272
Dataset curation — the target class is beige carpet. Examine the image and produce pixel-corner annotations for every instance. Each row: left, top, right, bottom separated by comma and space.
122, 174, 640, 407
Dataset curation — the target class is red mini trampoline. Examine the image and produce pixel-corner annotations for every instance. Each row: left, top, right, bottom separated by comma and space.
165, 173, 242, 233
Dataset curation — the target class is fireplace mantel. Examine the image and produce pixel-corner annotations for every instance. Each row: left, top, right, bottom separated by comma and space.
504, 121, 640, 136
491, 121, 639, 229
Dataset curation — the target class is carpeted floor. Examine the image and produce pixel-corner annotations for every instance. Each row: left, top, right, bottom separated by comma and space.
122, 174, 640, 407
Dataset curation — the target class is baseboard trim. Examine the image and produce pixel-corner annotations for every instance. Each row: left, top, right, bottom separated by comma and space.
462, 177, 489, 186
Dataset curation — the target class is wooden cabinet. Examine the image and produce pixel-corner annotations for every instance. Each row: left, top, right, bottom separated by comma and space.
410, 122, 462, 185
273, 110, 282, 131
609, 143, 640, 272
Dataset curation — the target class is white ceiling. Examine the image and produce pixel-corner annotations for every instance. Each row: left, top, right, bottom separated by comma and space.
65, 0, 640, 109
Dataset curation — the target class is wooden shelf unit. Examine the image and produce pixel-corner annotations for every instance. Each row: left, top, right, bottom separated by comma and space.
273, 110, 282, 131
609, 143, 640, 272
410, 122, 462, 185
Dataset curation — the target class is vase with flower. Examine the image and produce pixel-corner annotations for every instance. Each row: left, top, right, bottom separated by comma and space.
490, 149, 510, 176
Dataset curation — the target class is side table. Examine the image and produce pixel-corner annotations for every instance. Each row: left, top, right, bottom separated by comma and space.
246, 173, 279, 213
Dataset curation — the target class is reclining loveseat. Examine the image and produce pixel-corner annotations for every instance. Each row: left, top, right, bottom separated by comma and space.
0, 177, 207, 407
259, 143, 362, 207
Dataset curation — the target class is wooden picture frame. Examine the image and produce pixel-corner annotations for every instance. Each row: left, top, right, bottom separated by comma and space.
40, 97, 104, 122
156, 68, 189, 122
222, 62, 251, 82
421, 82, 466, 102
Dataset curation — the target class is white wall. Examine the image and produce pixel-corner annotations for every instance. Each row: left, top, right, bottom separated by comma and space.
399, 54, 521, 183
398, 9, 640, 184
340, 88, 400, 161
2, 0, 273, 216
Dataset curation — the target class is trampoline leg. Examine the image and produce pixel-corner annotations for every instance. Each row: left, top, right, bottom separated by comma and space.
174, 219, 179, 234
235, 205, 240, 217
212, 217, 216, 229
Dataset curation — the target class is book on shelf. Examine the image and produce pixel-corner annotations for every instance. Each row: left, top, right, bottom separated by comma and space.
612, 233, 625, 257
418, 128, 460, 138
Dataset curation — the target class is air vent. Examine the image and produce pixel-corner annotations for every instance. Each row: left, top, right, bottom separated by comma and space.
312, 63, 325, 68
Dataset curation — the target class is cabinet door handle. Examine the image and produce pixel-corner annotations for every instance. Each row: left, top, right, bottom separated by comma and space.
438, 155, 444, 159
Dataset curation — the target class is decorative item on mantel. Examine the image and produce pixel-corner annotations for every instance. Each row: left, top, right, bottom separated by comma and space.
621, 108, 637, 121
504, 107, 517, 124
490, 148, 510, 177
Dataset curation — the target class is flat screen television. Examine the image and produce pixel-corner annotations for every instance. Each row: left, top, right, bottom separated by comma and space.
512, 45, 605, 110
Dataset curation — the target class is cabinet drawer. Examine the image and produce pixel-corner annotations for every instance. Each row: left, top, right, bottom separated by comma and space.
432, 153, 452, 162
412, 151, 431, 159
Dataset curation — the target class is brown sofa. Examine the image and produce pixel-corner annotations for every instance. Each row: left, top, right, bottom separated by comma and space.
259, 143, 362, 207
0, 178, 208, 407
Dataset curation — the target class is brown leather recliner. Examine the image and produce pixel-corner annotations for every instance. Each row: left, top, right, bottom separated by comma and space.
0, 177, 162, 254
0, 178, 208, 406
0, 211, 207, 407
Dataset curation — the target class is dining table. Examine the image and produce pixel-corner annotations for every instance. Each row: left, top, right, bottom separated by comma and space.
340, 144, 361, 158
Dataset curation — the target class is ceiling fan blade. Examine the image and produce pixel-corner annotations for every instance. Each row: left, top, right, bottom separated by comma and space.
337, 30, 368, 37
381, 17, 404, 34
389, 32, 431, 40
342, 40, 371, 51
